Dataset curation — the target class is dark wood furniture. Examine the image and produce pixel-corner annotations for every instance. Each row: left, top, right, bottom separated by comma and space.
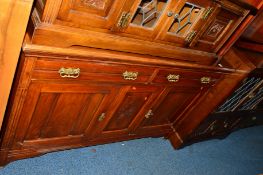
183, 8, 263, 146
183, 72, 263, 146
0, 0, 261, 166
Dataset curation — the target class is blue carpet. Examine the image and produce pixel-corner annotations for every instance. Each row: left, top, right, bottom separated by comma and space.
0, 126, 262, 175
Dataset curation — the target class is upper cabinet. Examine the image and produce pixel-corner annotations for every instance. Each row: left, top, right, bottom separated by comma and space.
31, 0, 256, 61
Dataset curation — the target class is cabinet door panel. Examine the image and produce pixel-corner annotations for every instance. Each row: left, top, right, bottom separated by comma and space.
57, 0, 126, 29
104, 92, 153, 131
71, 93, 106, 135
193, 5, 248, 52
88, 85, 162, 139
13, 83, 118, 148
137, 86, 203, 134
24, 92, 59, 140
40, 93, 90, 138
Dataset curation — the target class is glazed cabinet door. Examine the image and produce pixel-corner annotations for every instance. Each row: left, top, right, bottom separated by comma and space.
136, 86, 206, 135
56, 0, 127, 29
156, 0, 217, 46
115, 0, 172, 39
156, 0, 249, 52
86, 85, 162, 140
11, 82, 119, 149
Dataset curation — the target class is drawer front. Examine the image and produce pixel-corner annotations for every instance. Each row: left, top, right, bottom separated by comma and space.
32, 58, 155, 84
152, 69, 221, 86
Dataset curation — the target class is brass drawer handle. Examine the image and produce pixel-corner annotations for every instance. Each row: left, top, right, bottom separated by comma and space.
167, 74, 180, 82
122, 71, 138, 81
252, 117, 257, 121
145, 109, 154, 119
98, 113, 106, 122
58, 67, 80, 78
201, 77, 211, 84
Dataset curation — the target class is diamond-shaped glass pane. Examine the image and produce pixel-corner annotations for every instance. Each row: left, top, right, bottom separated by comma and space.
216, 77, 263, 112
131, 0, 168, 28
168, 2, 203, 36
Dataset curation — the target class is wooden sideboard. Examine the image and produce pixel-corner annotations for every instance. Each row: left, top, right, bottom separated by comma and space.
0, 0, 261, 166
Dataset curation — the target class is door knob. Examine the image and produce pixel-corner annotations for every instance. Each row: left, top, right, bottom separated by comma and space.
167, 11, 174, 17
145, 109, 154, 119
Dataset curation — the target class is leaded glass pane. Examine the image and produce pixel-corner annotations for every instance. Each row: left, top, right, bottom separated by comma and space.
131, 0, 168, 28
168, 2, 203, 36
216, 77, 263, 112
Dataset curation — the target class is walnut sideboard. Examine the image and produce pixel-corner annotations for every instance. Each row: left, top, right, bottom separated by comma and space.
0, 0, 260, 165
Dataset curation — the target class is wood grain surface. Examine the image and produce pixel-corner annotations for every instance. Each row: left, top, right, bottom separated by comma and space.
0, 0, 34, 130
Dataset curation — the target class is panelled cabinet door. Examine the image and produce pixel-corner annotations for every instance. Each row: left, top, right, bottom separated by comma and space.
191, 1, 249, 52
11, 83, 118, 149
56, 0, 126, 29
136, 86, 205, 134
156, 0, 217, 46
86, 85, 162, 140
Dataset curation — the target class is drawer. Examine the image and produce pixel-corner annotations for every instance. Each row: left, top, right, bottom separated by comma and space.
32, 58, 155, 83
152, 69, 221, 86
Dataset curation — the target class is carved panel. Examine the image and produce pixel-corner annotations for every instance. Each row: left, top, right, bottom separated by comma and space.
206, 19, 228, 38
71, 0, 116, 16
80, 0, 107, 9
168, 2, 203, 36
